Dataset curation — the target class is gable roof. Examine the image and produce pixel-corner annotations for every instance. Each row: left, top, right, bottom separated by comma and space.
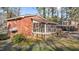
6, 15, 58, 24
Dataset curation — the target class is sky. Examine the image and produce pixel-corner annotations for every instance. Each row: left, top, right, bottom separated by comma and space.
20, 7, 38, 15
20, 7, 61, 17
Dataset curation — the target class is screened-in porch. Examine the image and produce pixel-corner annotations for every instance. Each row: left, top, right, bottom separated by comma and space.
32, 22, 56, 35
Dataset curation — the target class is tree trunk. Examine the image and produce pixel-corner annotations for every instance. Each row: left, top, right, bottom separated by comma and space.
43, 7, 46, 18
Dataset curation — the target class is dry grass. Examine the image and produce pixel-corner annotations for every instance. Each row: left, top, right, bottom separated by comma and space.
11, 34, 79, 51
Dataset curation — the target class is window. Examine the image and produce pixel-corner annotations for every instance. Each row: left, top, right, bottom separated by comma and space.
9, 27, 17, 33
33, 23, 55, 33
46, 24, 55, 32
46, 25, 51, 32
33, 23, 39, 32
33, 23, 45, 32
39, 23, 45, 32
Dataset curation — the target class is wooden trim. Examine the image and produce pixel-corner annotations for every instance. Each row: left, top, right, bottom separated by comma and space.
32, 32, 54, 34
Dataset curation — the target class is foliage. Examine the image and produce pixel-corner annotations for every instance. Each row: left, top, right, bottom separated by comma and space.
12, 34, 26, 44
37, 7, 79, 24
1, 7, 20, 18
36, 7, 58, 22
0, 32, 8, 40
47, 16, 59, 22
61, 7, 79, 22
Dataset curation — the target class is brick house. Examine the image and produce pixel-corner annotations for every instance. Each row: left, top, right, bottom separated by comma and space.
7, 15, 57, 37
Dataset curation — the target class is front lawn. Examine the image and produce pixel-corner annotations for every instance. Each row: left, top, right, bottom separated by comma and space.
11, 34, 79, 51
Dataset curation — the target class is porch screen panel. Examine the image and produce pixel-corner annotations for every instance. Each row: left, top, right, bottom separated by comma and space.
46, 24, 55, 32
39, 23, 45, 32
33, 23, 45, 32
46, 25, 51, 32
33, 23, 39, 32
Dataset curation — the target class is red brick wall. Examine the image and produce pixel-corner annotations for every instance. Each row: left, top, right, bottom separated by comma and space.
7, 17, 33, 37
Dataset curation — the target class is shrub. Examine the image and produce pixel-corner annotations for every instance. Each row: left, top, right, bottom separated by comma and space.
0, 32, 9, 40
12, 34, 26, 44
